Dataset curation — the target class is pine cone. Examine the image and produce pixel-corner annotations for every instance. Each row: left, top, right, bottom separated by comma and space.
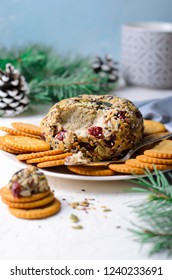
0, 64, 30, 117
92, 54, 118, 83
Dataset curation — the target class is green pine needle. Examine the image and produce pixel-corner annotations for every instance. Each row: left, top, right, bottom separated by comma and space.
0, 44, 117, 105
128, 168, 172, 256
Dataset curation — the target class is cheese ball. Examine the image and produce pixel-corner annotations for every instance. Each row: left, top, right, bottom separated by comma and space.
7, 165, 49, 197
41, 95, 144, 162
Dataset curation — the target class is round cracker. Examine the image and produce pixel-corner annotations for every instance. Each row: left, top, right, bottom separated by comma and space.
0, 126, 40, 139
126, 158, 172, 170
2, 191, 54, 209
68, 165, 115, 176
16, 149, 64, 161
143, 140, 172, 158
136, 155, 172, 165
84, 161, 110, 167
8, 198, 61, 219
37, 159, 65, 168
142, 131, 171, 142
108, 163, 144, 174
144, 149, 172, 158
0, 187, 51, 203
26, 153, 72, 164
0, 136, 32, 152
11, 122, 42, 136
4, 135, 50, 152
144, 120, 167, 136
0, 144, 21, 154
152, 139, 172, 150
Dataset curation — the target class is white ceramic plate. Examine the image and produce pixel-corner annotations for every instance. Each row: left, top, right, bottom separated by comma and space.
0, 150, 146, 181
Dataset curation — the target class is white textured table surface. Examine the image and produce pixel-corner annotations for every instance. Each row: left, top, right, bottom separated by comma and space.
0, 87, 172, 260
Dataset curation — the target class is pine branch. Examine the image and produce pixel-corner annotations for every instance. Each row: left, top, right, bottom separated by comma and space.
128, 168, 172, 256
0, 44, 118, 105
29, 71, 115, 104
130, 227, 172, 255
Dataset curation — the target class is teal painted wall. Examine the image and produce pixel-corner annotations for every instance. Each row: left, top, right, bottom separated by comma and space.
0, 0, 171, 60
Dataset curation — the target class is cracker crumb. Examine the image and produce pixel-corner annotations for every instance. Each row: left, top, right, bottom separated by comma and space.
70, 202, 80, 209
80, 201, 89, 207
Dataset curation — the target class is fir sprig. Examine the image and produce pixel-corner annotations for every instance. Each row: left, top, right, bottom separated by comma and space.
129, 168, 172, 255
0, 45, 117, 105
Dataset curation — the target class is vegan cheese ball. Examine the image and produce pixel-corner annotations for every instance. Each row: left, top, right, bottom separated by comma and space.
41, 95, 144, 162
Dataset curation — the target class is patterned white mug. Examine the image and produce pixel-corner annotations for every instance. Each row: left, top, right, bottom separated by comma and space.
121, 22, 172, 89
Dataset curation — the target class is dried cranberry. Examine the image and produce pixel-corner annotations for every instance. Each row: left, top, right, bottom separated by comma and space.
55, 130, 66, 141
116, 111, 126, 120
11, 181, 21, 198
88, 126, 103, 139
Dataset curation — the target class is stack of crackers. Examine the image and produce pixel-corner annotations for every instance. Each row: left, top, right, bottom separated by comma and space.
0, 122, 72, 167
0, 186, 61, 219
0, 120, 172, 176
108, 120, 172, 175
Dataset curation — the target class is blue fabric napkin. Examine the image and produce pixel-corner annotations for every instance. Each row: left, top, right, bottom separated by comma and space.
134, 96, 172, 130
